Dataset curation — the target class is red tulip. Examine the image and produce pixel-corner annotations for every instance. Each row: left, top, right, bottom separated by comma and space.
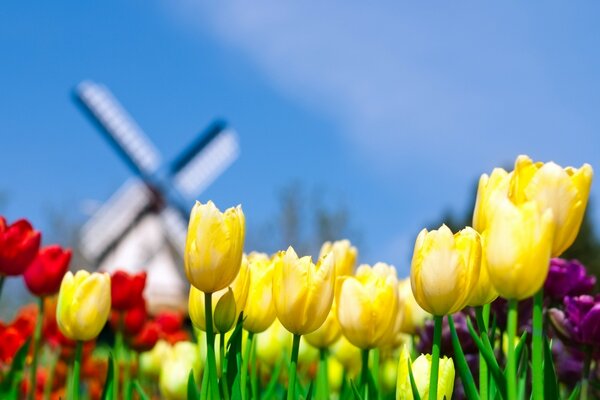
155, 311, 183, 334
110, 270, 146, 311
0, 218, 41, 276
129, 321, 160, 352
24, 245, 71, 297
0, 326, 26, 363
110, 299, 147, 336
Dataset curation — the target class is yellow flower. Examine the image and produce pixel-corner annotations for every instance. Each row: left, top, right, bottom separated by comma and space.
330, 336, 361, 376
485, 198, 555, 300
410, 225, 481, 316
272, 247, 335, 335
255, 319, 291, 366
243, 253, 277, 333
159, 341, 201, 400
56, 270, 111, 341
139, 340, 172, 378
508, 155, 593, 257
189, 255, 251, 333
320, 239, 357, 276
467, 234, 498, 307
305, 302, 342, 349
396, 346, 455, 400
472, 168, 511, 232
336, 263, 398, 349
397, 278, 430, 335
185, 201, 245, 293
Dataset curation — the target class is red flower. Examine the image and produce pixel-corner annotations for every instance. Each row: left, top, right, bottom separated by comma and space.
110, 299, 147, 336
0, 326, 26, 363
129, 321, 160, 352
0, 218, 41, 276
155, 311, 183, 334
110, 270, 146, 311
24, 245, 71, 297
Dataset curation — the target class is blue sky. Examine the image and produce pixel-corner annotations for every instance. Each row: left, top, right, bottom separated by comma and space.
1, 2, 599, 276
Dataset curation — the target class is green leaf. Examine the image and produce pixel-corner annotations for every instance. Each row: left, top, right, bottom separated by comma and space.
231, 374, 242, 400
517, 346, 528, 400
407, 358, 421, 400
350, 380, 364, 400
513, 331, 528, 374
188, 369, 201, 400
0, 338, 31, 396
466, 317, 507, 399
132, 380, 150, 400
543, 337, 559, 400
305, 381, 314, 400
226, 312, 245, 388
448, 316, 479, 400
261, 355, 284, 400
567, 383, 581, 400
100, 353, 115, 400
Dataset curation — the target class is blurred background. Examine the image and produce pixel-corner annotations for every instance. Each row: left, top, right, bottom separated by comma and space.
1, 2, 599, 314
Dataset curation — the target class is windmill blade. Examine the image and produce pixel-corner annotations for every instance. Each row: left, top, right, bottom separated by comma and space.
172, 128, 239, 199
80, 179, 154, 263
75, 81, 161, 176
160, 206, 188, 258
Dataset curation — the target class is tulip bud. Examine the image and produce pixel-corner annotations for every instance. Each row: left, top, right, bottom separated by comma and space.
319, 239, 357, 276
273, 247, 335, 335
0, 218, 41, 276
243, 253, 276, 333
110, 270, 146, 311
214, 288, 237, 333
410, 225, 481, 316
184, 201, 245, 293
189, 255, 251, 333
56, 270, 111, 341
337, 263, 398, 349
397, 278, 430, 335
23, 245, 71, 297
396, 346, 455, 400
485, 199, 555, 300
304, 302, 342, 349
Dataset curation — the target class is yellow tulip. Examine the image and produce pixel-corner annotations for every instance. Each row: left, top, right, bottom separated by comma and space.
397, 278, 430, 335
56, 270, 111, 341
396, 346, 455, 400
410, 225, 481, 316
243, 253, 277, 333
185, 201, 245, 293
305, 302, 342, 349
255, 319, 291, 366
336, 263, 398, 349
139, 340, 172, 378
330, 335, 362, 376
508, 155, 593, 257
272, 247, 335, 335
159, 341, 201, 400
467, 234, 498, 306
319, 239, 357, 276
485, 198, 555, 300
472, 168, 511, 232
189, 255, 251, 333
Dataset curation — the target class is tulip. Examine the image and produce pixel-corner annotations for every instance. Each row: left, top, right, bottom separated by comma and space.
508, 155, 592, 257
189, 254, 251, 333
330, 335, 362, 376
129, 321, 160, 352
467, 237, 498, 307
243, 252, 276, 333
336, 263, 398, 349
549, 295, 600, 347
472, 168, 511, 233
0, 217, 41, 276
485, 199, 554, 300
396, 346, 455, 400
272, 246, 336, 335
410, 225, 481, 316
255, 319, 292, 367
397, 278, 430, 335
319, 239, 357, 276
184, 201, 245, 293
56, 270, 111, 341
139, 340, 172, 378
545, 258, 596, 302
159, 341, 201, 400
110, 270, 146, 311
305, 303, 342, 349
23, 245, 71, 297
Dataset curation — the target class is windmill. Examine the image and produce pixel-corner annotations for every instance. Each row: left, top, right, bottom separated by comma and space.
75, 80, 239, 312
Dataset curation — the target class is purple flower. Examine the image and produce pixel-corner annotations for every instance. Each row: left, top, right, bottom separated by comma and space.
549, 295, 600, 348
545, 258, 596, 301
552, 339, 584, 388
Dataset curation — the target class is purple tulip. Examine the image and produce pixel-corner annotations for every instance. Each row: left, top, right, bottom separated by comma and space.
545, 258, 596, 302
549, 295, 600, 348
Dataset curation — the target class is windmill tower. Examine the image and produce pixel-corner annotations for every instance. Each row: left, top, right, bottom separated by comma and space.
75, 81, 239, 312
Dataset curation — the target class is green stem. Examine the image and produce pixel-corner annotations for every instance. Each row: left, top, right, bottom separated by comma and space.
241, 331, 254, 400
507, 300, 518, 400
475, 306, 489, 400
372, 348, 380, 396
123, 345, 131, 400
71, 341, 83, 400
318, 348, 330, 397
532, 289, 544, 400
0, 275, 5, 301
204, 292, 220, 400
287, 334, 301, 400
429, 315, 443, 400
361, 348, 370, 397
219, 334, 230, 400
250, 334, 258, 400
581, 346, 592, 400
28, 297, 44, 400
114, 323, 123, 400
